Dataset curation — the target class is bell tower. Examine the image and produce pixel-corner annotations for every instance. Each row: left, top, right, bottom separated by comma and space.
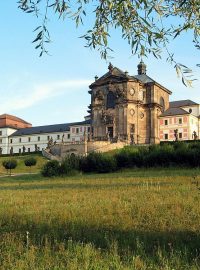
137, 60, 147, 75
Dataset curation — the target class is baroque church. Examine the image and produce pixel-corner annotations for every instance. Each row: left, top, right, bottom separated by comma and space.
89, 61, 171, 144
0, 61, 199, 155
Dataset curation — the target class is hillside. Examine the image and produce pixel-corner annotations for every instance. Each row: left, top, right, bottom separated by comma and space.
0, 153, 47, 175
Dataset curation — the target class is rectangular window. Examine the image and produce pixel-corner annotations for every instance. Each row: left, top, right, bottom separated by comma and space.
10, 139, 13, 144
0, 139, 2, 144
47, 135, 50, 141
38, 136, 40, 141
57, 135, 60, 140
179, 118, 182, 124
28, 137, 31, 142
88, 127, 90, 132
19, 149, 21, 154
0, 131, 2, 136
67, 134, 70, 139
164, 120, 168, 126
179, 133, 182, 139
76, 128, 79, 134
19, 138, 21, 143
164, 134, 168, 140
28, 148, 30, 153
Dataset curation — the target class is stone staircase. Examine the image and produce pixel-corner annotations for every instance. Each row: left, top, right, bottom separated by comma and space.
42, 148, 61, 161
87, 141, 127, 153
42, 140, 127, 160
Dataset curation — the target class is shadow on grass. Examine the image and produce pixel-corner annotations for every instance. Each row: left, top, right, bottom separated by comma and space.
0, 173, 43, 183
1, 216, 199, 261
0, 181, 175, 191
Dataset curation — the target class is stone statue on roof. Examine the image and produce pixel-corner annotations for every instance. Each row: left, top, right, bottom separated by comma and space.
47, 137, 53, 149
193, 131, 198, 140
174, 129, 178, 141
10, 146, 13, 155
22, 145, 26, 153
108, 62, 114, 73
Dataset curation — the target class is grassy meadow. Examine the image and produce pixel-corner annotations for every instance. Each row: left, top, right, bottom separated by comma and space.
0, 154, 47, 175
0, 168, 199, 269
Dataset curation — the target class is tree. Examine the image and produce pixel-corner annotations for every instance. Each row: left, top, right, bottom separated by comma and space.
18, 0, 200, 86
24, 157, 37, 173
2, 160, 17, 175
41, 160, 60, 177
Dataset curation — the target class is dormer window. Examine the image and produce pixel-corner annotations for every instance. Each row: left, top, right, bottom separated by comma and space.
189, 108, 192, 113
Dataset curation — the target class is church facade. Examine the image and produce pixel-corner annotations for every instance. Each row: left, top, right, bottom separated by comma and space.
0, 62, 199, 155
89, 62, 172, 144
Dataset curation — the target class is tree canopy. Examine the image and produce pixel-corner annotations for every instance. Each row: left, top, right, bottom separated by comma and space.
18, 0, 200, 85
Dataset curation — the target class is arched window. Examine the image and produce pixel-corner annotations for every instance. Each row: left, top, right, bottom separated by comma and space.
160, 97, 165, 112
107, 91, 116, 109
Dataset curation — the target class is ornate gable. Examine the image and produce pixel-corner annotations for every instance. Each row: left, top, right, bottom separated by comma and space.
89, 63, 137, 88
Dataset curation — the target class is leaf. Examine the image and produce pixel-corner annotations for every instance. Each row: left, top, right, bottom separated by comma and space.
32, 34, 42, 43
33, 26, 41, 32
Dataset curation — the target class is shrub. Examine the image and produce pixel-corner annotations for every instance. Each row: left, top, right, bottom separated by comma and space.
188, 142, 200, 151
115, 150, 132, 168
80, 152, 100, 173
115, 146, 139, 168
60, 155, 81, 175
96, 154, 117, 173
41, 160, 60, 177
146, 144, 175, 167
24, 157, 37, 172
173, 141, 188, 151
186, 148, 200, 167
80, 152, 117, 173
2, 160, 17, 175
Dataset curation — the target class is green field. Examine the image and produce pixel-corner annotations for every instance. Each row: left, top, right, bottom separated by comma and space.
0, 154, 47, 175
0, 168, 200, 269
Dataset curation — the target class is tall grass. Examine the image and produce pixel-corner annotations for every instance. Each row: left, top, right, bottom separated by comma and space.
0, 169, 199, 269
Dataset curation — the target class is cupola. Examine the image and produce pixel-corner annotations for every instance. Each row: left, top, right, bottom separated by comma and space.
137, 60, 147, 75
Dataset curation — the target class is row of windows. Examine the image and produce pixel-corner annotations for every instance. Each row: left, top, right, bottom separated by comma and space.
164, 118, 183, 126
18, 147, 40, 153
164, 133, 183, 140
72, 127, 90, 134
9, 134, 71, 144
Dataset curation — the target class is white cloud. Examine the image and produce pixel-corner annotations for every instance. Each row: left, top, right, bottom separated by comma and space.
0, 79, 92, 114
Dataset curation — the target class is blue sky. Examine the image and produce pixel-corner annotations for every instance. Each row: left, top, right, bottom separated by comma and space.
0, 2, 199, 126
